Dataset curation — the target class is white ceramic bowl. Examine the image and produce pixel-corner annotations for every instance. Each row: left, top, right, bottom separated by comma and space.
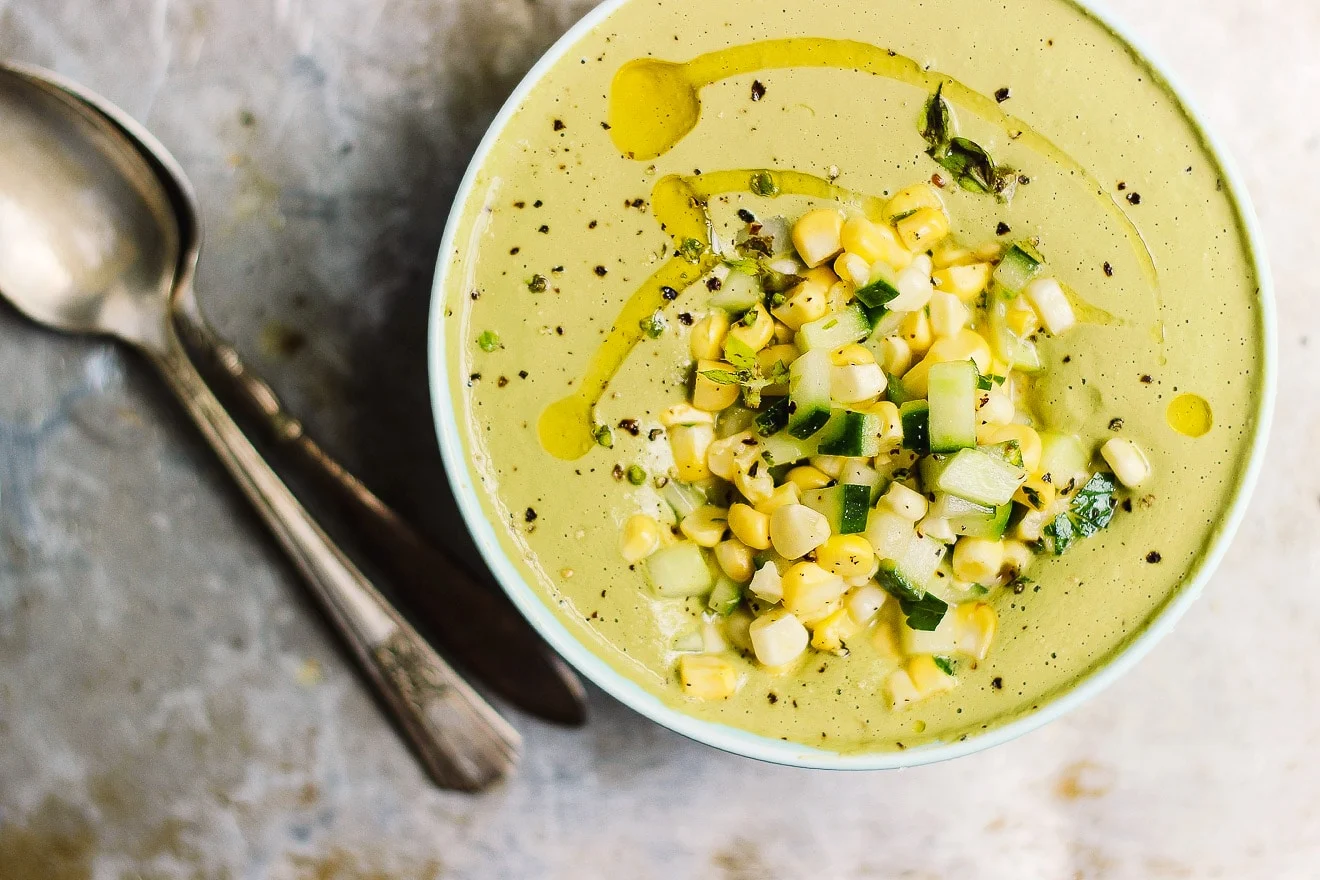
429, 0, 1275, 769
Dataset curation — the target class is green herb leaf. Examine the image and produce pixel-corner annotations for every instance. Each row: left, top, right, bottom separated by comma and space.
723, 256, 761, 275
639, 312, 667, 338
898, 592, 949, 632
767, 360, 790, 385
724, 335, 759, 371
749, 171, 780, 197
700, 369, 743, 385
921, 83, 951, 149
1044, 511, 1078, 555
735, 234, 774, 259
476, 330, 501, 352
933, 655, 956, 676
755, 398, 791, 436
1070, 472, 1119, 536
976, 373, 1006, 391
626, 465, 647, 486
678, 238, 705, 262
968, 584, 991, 597
593, 425, 614, 448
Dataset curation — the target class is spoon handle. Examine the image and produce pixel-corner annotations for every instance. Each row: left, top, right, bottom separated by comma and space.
150, 330, 521, 790
175, 315, 587, 727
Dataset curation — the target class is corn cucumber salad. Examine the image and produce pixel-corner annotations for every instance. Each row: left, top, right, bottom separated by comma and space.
617, 182, 1152, 709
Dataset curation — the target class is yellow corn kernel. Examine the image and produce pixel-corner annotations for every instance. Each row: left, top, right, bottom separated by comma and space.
1101, 437, 1152, 488
907, 654, 959, 696
679, 505, 729, 548
770, 504, 832, 560
815, 534, 877, 580
772, 319, 796, 344
841, 216, 913, 269
749, 612, 810, 667
724, 606, 755, 651
693, 359, 741, 411
927, 328, 993, 374
810, 607, 862, 655
757, 343, 797, 396
978, 423, 1043, 473
705, 431, 753, 481
931, 240, 978, 269
928, 291, 970, 338
690, 311, 730, 361
952, 537, 1005, 583
845, 583, 888, 626
725, 303, 774, 354
1006, 295, 1041, 337
1001, 539, 1034, 582
678, 654, 739, 700
887, 668, 922, 709
781, 561, 847, 622
771, 280, 829, 330
734, 463, 775, 506
901, 356, 932, 399
954, 602, 998, 660
826, 281, 854, 313
727, 502, 772, 551
1013, 474, 1056, 512
808, 455, 846, 479
667, 423, 714, 482
830, 343, 875, 366
785, 465, 833, 493
899, 309, 934, 358
661, 404, 715, 428
974, 240, 1005, 262
932, 262, 994, 302
834, 251, 873, 287
714, 538, 755, 582
754, 482, 801, 516
873, 609, 904, 661
619, 513, 662, 563
792, 209, 845, 268
896, 207, 952, 251
876, 335, 912, 377
802, 265, 841, 288
883, 183, 946, 222
860, 399, 904, 446
978, 390, 1015, 426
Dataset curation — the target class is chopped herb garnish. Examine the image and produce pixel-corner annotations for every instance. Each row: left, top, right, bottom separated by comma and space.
920, 84, 951, 149
920, 87, 1018, 201
749, 171, 779, 197
626, 465, 647, 485
1044, 472, 1118, 555
476, 330, 501, 352
639, 312, 667, 338
898, 592, 949, 632
760, 265, 805, 294
724, 336, 758, 371
593, 425, 614, 448
678, 238, 705, 262
976, 373, 1005, 391
933, 656, 956, 675
527, 274, 547, 293
968, 584, 991, 597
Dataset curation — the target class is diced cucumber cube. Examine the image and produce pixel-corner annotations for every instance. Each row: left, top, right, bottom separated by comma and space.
855, 263, 901, 310
646, 542, 714, 598
927, 492, 993, 521
876, 559, 924, 601
988, 289, 1043, 373
927, 360, 978, 453
662, 480, 706, 520
761, 431, 817, 467
755, 397, 790, 437
708, 270, 763, 312
992, 241, 1045, 294
816, 410, 882, 457
899, 400, 930, 455
950, 502, 1012, 539
1038, 431, 1090, 482
933, 447, 1027, 506
797, 304, 872, 352
802, 483, 872, 535
787, 349, 832, 439
707, 577, 744, 616
841, 458, 885, 503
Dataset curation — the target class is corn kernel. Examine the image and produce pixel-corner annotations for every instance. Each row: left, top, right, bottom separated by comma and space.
899, 309, 934, 358
769, 504, 832, 560
748, 560, 784, 603
714, 537, 755, 582
834, 251, 873, 287
896, 207, 952, 251
1025, 277, 1077, 335
882, 481, 928, 521
901, 356, 933, 398
887, 668, 922, 709
883, 183, 946, 222
724, 606, 755, 651
754, 482, 801, 516
1013, 474, 1056, 512
808, 455, 846, 479
932, 262, 993, 302
792, 209, 845, 268
978, 390, 1015, 426
785, 465, 834, 493
690, 311, 730, 361
876, 335, 913, 377
931, 240, 978, 269
693, 358, 742, 411
749, 612, 811, 668
772, 319, 796, 344
978, 423, 1043, 473
830, 343, 875, 366
841, 216, 912, 269
679, 505, 729, 547
781, 561, 848, 622
1006, 295, 1041, 337
928, 291, 970, 338
952, 537, 1005, 583
826, 281, 854, 312
918, 515, 955, 543
1102, 437, 1152, 488
661, 404, 715, 428
619, 513, 662, 563
810, 607, 861, 655
815, 534, 877, 580
927, 328, 993, 374
1000, 540, 1034, 581
954, 602, 998, 660
706, 431, 754, 481
725, 303, 774, 353
678, 654, 738, 700
668, 423, 715, 481
845, 583, 888, 626
803, 265, 841, 287
907, 654, 958, 696
866, 400, 904, 446
728, 503, 772, 551
771, 279, 829, 330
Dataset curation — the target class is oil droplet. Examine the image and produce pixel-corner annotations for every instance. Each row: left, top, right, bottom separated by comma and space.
1167, 393, 1212, 437
912, 719, 927, 734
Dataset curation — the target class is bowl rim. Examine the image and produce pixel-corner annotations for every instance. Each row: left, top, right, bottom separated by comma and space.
427, 0, 1277, 769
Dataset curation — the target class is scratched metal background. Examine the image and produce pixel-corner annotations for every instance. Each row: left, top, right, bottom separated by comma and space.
0, 1, 1316, 877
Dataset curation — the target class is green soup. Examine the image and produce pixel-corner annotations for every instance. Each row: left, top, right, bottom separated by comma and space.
439, 0, 1266, 752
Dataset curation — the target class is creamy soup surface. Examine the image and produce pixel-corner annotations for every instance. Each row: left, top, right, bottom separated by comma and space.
441, 0, 1264, 751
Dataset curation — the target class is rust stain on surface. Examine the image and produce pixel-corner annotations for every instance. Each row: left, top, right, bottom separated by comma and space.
1054, 760, 1117, 800
0, 796, 95, 880
288, 849, 443, 880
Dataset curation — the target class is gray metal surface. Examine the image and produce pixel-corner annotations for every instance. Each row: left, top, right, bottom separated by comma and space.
1, 0, 1316, 877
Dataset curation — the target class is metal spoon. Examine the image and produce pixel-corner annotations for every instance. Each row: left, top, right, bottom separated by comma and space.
30, 62, 588, 729
0, 64, 519, 790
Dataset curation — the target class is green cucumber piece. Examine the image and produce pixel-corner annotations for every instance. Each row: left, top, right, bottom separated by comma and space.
927, 491, 994, 521
855, 263, 901, 310
993, 241, 1045, 294
1038, 431, 1090, 482
988, 288, 1043, 373
840, 458, 885, 503
707, 577, 743, 615
787, 349, 832, 439
876, 559, 924, 602
950, 502, 1012, 539
662, 481, 706, 519
646, 542, 714, 598
932, 447, 1027, 506
876, 532, 946, 602
927, 360, 978, 453
899, 400, 930, 455
760, 431, 817, 467
797, 303, 872, 352
802, 483, 872, 535
754, 398, 790, 437
816, 410, 882, 457
708, 270, 763, 312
